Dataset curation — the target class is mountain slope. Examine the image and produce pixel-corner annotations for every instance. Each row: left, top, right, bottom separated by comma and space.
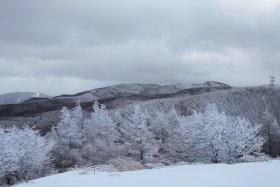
0, 81, 231, 118
0, 92, 51, 105
55, 82, 230, 102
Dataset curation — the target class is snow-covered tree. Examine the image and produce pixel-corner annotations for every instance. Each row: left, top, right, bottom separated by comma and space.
50, 102, 84, 168
111, 108, 133, 146
182, 104, 265, 163
261, 109, 280, 156
124, 104, 159, 164
150, 107, 189, 162
0, 126, 53, 184
83, 101, 120, 163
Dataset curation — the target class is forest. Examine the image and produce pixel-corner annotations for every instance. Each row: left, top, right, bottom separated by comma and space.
2, 86, 279, 185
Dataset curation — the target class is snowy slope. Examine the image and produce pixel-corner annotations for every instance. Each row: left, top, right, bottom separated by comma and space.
0, 92, 51, 105
56, 82, 230, 102
91, 83, 160, 98
148, 81, 229, 94
56, 83, 161, 102
15, 160, 280, 187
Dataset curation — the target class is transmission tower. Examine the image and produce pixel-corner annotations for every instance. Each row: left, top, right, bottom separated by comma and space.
270, 74, 276, 87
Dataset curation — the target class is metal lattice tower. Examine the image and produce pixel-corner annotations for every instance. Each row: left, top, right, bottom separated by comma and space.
270, 74, 276, 87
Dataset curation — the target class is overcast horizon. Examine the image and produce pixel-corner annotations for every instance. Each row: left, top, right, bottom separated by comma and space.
1, 0, 280, 95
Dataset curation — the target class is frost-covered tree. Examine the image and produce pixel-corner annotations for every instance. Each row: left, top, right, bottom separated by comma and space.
182, 104, 265, 163
111, 107, 133, 147
0, 126, 53, 185
261, 109, 280, 156
150, 107, 189, 162
50, 103, 84, 168
124, 104, 159, 164
83, 101, 120, 163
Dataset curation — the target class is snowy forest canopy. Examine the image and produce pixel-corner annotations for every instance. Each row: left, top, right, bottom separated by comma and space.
0, 100, 268, 185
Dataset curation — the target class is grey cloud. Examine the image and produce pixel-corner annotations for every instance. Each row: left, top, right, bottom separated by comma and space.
0, 0, 280, 95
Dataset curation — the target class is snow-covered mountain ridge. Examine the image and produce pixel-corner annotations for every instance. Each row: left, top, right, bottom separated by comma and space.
55, 81, 230, 102
0, 81, 229, 105
0, 81, 231, 118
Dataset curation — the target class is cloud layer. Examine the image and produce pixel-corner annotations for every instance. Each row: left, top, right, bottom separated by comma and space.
0, 0, 280, 95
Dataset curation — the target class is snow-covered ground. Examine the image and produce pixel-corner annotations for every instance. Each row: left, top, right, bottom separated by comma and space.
15, 160, 280, 187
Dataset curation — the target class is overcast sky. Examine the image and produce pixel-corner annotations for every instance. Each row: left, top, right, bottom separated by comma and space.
0, 0, 280, 96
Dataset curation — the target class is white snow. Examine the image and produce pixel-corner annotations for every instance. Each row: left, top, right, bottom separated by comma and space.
14, 160, 280, 187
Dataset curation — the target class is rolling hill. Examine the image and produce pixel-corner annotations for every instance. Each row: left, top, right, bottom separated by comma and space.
0, 92, 51, 105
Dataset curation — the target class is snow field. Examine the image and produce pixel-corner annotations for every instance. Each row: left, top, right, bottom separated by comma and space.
15, 160, 280, 187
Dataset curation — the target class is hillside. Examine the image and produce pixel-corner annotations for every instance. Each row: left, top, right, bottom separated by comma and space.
0, 81, 230, 118
54, 81, 230, 102
0, 92, 51, 105
1, 83, 280, 157
14, 160, 280, 187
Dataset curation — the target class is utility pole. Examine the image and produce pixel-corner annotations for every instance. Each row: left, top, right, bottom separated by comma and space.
270, 74, 276, 87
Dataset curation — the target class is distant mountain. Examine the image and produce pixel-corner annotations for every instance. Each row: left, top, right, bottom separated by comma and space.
54, 81, 230, 102
0, 92, 51, 105
0, 81, 231, 118
55, 83, 160, 102
146, 81, 230, 94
